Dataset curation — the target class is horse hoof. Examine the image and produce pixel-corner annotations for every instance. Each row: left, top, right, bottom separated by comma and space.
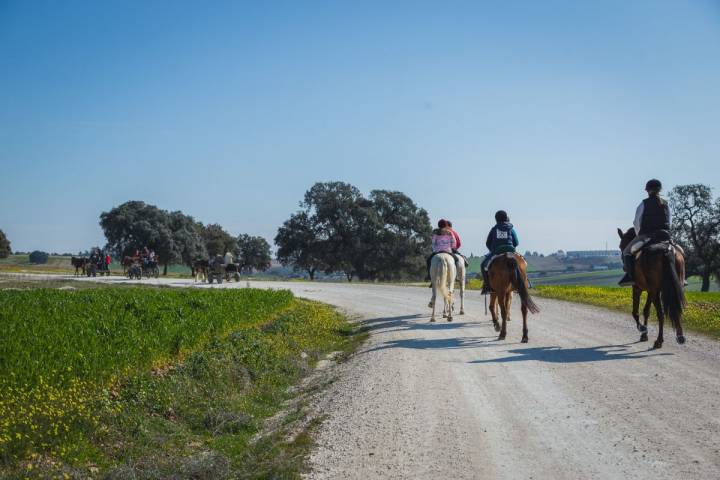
493, 323, 500, 332
653, 341, 663, 350
428, 302, 433, 309
430, 318, 436, 323
447, 317, 453, 322
637, 324, 647, 333
521, 337, 528, 343
498, 334, 506, 341
677, 335, 686, 345
640, 333, 648, 342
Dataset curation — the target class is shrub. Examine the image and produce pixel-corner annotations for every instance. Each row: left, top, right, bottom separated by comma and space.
28, 250, 49, 264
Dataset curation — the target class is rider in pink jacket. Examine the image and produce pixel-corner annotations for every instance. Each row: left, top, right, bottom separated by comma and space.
426, 219, 457, 280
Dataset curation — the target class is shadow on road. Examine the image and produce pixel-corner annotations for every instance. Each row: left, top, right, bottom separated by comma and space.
359, 314, 478, 334
468, 344, 673, 364
364, 335, 503, 353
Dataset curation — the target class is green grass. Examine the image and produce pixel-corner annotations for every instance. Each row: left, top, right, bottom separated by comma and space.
534, 285, 720, 338
0, 286, 364, 478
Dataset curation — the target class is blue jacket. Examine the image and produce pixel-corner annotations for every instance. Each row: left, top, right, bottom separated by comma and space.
486, 222, 519, 254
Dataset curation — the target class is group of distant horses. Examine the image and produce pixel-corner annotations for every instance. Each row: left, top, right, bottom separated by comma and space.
428, 226, 687, 349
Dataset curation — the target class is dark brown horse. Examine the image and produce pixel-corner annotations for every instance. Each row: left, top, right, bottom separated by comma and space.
617, 228, 686, 348
488, 252, 540, 343
70, 256, 87, 276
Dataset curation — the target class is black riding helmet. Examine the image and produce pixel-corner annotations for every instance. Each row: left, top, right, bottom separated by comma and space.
645, 179, 662, 193
495, 210, 509, 223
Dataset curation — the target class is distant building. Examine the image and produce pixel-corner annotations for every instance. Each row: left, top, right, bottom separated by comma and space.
566, 250, 621, 259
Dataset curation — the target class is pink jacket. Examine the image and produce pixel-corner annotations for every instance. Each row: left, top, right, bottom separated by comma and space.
432, 229, 457, 253
448, 227, 461, 250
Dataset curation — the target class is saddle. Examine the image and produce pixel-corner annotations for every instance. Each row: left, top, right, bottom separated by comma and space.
632, 230, 678, 259
487, 252, 526, 270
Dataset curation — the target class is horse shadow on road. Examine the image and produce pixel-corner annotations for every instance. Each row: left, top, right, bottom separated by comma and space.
364, 335, 506, 353
359, 314, 479, 335
468, 344, 673, 364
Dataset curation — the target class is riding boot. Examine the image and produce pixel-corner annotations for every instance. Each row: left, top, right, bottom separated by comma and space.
481, 270, 491, 294
618, 255, 635, 287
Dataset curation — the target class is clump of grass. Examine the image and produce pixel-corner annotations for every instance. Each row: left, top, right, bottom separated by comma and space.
0, 288, 362, 478
0, 288, 291, 464
534, 285, 720, 338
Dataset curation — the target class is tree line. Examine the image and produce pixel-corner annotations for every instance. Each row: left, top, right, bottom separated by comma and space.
3, 182, 720, 289
275, 181, 432, 281
99, 201, 271, 275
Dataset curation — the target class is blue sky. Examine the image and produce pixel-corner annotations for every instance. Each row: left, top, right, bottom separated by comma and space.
1, 0, 719, 255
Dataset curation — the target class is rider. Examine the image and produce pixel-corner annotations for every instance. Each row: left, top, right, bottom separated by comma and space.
447, 220, 469, 267
618, 179, 671, 286
426, 219, 457, 282
224, 251, 234, 266
480, 210, 520, 294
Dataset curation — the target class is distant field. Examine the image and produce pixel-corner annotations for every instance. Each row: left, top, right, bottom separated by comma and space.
534, 285, 720, 338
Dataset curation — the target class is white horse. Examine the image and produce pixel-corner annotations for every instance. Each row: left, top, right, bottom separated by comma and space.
428, 252, 457, 322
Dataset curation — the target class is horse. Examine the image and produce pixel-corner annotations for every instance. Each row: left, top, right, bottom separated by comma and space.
617, 228, 686, 348
487, 252, 539, 342
191, 259, 209, 283
121, 256, 137, 275
428, 252, 457, 322
70, 256, 87, 276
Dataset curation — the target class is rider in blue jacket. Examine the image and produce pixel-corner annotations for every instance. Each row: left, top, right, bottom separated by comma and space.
481, 210, 519, 294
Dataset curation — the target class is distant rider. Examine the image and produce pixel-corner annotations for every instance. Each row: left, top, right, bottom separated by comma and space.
224, 251, 234, 265
480, 210, 520, 294
426, 219, 457, 282
618, 179, 671, 286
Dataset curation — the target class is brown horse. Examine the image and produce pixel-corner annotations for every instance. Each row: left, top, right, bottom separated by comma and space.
488, 252, 540, 342
617, 228, 686, 348
70, 256, 87, 276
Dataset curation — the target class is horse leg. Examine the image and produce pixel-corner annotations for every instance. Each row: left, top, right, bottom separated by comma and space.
489, 294, 500, 332
498, 294, 508, 340
458, 271, 465, 315
521, 303, 529, 343
446, 296, 453, 322
640, 294, 651, 342
632, 286, 642, 330
430, 286, 437, 322
653, 292, 664, 349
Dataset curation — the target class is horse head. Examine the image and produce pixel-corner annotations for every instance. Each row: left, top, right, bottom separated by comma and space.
617, 227, 636, 252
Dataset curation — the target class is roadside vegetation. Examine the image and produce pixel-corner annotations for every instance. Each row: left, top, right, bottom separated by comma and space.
533, 285, 720, 338
0, 285, 362, 478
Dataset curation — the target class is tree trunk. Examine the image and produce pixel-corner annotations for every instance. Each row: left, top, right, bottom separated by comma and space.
346, 272, 353, 282
163, 263, 168, 276
701, 268, 711, 292
308, 269, 315, 281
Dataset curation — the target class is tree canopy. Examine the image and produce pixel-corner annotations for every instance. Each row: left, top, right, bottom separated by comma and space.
275, 181, 431, 281
669, 184, 720, 291
201, 224, 236, 257
0, 229, 10, 259
235, 234, 272, 272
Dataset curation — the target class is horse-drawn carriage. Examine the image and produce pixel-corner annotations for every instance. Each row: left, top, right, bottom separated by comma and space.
122, 256, 160, 280
192, 256, 242, 284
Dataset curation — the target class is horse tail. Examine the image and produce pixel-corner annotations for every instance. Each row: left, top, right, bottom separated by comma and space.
661, 248, 686, 331
435, 255, 452, 304
508, 255, 540, 314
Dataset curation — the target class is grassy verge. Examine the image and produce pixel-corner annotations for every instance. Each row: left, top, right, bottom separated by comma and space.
533, 285, 720, 338
0, 286, 364, 479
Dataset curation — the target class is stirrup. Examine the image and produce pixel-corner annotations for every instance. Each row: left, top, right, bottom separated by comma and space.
618, 274, 634, 287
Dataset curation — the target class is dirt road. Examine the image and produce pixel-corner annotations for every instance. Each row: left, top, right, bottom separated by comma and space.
13, 275, 720, 479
